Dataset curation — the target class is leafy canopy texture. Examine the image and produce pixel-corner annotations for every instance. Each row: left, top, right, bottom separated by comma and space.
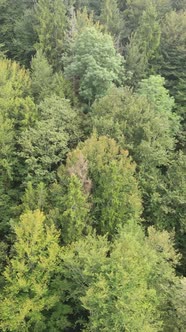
65, 134, 142, 236
0, 210, 67, 332
19, 95, 80, 185
65, 26, 124, 104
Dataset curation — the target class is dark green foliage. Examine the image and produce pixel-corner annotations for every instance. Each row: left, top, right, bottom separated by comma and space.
0, 0, 37, 66
19, 95, 80, 185
35, 0, 67, 70
159, 10, 186, 147
92, 86, 178, 167
125, 3, 161, 84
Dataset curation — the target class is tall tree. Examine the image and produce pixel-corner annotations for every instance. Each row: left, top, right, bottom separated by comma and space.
64, 26, 124, 105
0, 0, 37, 66
35, 0, 67, 70
159, 10, 186, 147
0, 210, 70, 331
66, 134, 142, 236
61, 174, 90, 244
125, 3, 161, 84
19, 95, 80, 185
0, 58, 36, 233
100, 0, 123, 40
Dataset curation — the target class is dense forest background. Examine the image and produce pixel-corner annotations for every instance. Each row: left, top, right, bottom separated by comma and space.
0, 0, 186, 331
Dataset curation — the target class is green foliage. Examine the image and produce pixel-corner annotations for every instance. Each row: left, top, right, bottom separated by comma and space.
66, 134, 142, 236
125, 3, 161, 84
35, 0, 67, 70
61, 222, 181, 331
61, 174, 90, 244
65, 26, 124, 104
0, 0, 37, 66
92, 87, 178, 167
0, 58, 36, 131
100, 0, 123, 38
0, 58, 36, 232
30, 50, 55, 103
159, 10, 186, 146
31, 50, 74, 104
21, 182, 48, 213
0, 210, 69, 332
19, 95, 80, 184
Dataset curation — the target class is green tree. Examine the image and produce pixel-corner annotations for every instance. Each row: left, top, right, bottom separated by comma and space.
19, 95, 80, 185
0, 58, 36, 132
83, 224, 182, 332
137, 75, 179, 134
0, 58, 36, 233
125, 3, 161, 84
92, 87, 179, 167
100, 0, 123, 40
0, 0, 37, 66
21, 182, 48, 213
0, 113, 14, 231
60, 222, 181, 331
66, 134, 142, 236
31, 50, 74, 104
0, 210, 70, 331
64, 26, 124, 104
159, 10, 186, 147
61, 174, 90, 244
35, 0, 67, 70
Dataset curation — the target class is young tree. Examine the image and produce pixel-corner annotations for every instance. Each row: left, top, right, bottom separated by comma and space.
100, 0, 123, 39
61, 174, 90, 244
60, 222, 182, 331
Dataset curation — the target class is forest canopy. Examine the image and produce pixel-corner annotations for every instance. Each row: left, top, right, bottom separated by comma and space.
0, 0, 185, 331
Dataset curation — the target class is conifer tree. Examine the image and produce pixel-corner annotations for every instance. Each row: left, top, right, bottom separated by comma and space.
61, 174, 90, 244
35, 0, 67, 70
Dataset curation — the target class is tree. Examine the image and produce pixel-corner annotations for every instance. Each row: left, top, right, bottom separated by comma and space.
21, 182, 48, 213
100, 0, 123, 40
61, 174, 90, 244
30, 50, 55, 103
64, 26, 124, 104
125, 3, 161, 84
19, 95, 80, 185
35, 0, 67, 70
0, 58, 36, 132
0, 0, 37, 66
0, 113, 14, 231
159, 10, 186, 147
137, 75, 179, 135
92, 87, 179, 167
0, 210, 70, 331
60, 222, 182, 331
0, 58, 36, 233
66, 134, 142, 236
31, 50, 74, 104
